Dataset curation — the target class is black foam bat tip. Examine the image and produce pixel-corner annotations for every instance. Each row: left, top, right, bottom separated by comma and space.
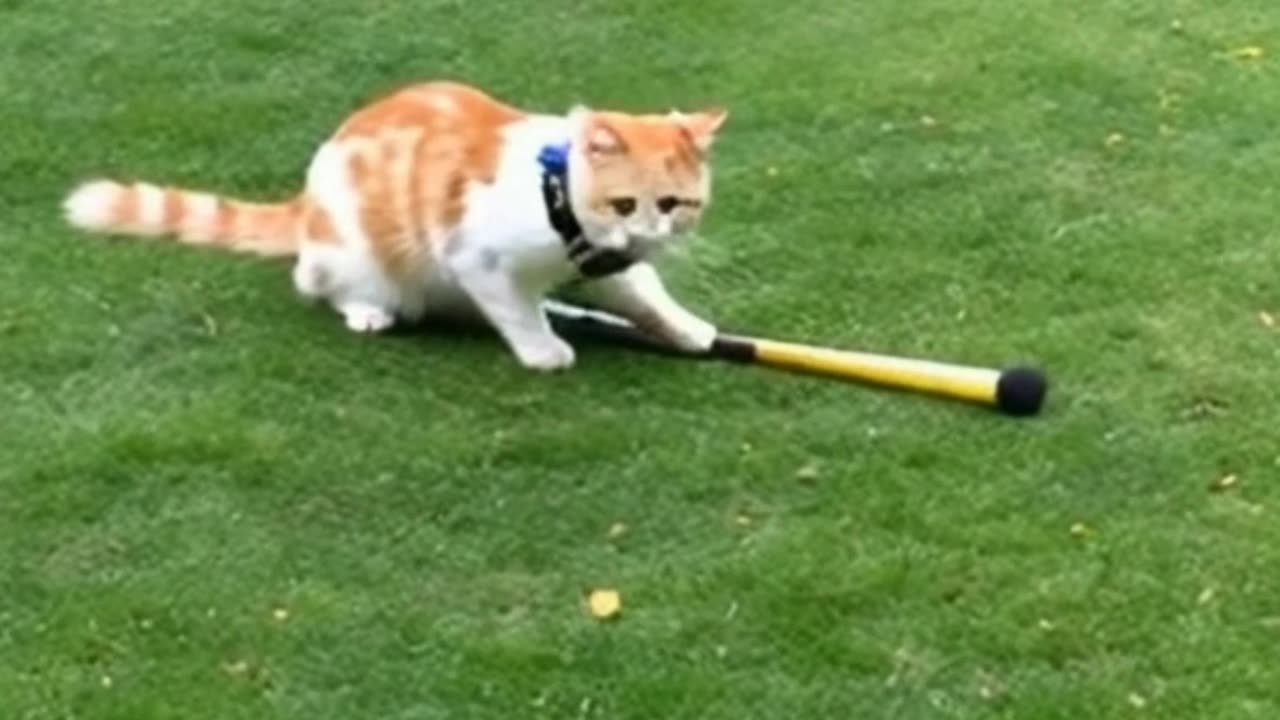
995, 366, 1048, 416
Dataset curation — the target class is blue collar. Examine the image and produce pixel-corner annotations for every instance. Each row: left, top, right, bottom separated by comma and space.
537, 141, 571, 175
537, 142, 636, 279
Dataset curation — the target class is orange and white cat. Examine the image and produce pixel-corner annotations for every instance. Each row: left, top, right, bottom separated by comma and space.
63, 80, 729, 371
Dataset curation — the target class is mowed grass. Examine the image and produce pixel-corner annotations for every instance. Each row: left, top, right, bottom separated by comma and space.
3, 0, 1280, 717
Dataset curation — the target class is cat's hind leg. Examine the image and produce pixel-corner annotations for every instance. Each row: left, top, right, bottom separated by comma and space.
295, 143, 408, 335
292, 241, 401, 334
336, 300, 396, 333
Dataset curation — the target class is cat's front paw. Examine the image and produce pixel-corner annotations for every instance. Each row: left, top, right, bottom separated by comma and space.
662, 315, 718, 354
514, 336, 577, 372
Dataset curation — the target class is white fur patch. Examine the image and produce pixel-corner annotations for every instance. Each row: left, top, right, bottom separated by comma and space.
63, 180, 124, 232
135, 183, 167, 232
182, 192, 221, 242
307, 142, 362, 246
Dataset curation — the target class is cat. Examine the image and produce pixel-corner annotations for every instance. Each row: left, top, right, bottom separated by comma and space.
62, 80, 729, 372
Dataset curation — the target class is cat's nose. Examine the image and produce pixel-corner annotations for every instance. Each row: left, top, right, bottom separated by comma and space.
630, 227, 663, 241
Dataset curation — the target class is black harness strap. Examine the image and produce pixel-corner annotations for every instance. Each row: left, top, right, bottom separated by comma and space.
538, 143, 636, 279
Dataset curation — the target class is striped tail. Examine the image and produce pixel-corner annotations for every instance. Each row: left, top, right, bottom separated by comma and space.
63, 179, 303, 257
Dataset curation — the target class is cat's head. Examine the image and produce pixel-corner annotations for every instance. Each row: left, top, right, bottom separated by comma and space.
568, 106, 728, 253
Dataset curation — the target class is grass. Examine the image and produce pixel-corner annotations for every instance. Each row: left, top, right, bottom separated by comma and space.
3, 0, 1280, 717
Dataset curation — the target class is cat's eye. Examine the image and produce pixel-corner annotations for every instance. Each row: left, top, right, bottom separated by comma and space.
656, 196, 680, 214
610, 197, 637, 216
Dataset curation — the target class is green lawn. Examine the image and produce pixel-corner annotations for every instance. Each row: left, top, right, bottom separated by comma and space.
4, 1, 1279, 717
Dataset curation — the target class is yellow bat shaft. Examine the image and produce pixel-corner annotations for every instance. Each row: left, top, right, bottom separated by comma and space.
748, 337, 1002, 405
709, 333, 1047, 415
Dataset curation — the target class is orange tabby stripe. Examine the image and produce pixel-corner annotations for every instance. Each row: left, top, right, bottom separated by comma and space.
117, 185, 140, 228
162, 187, 185, 228
333, 82, 524, 279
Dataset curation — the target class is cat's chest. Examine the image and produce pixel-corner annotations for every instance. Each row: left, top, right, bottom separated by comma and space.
457, 177, 572, 275
454, 117, 579, 276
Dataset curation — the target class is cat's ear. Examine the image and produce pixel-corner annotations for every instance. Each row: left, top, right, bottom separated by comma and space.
568, 106, 627, 160
585, 118, 627, 158
672, 107, 729, 152
581, 112, 624, 158
588, 124, 626, 154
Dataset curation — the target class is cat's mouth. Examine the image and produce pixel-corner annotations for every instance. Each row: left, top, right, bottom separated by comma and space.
625, 235, 669, 257
584, 232, 674, 262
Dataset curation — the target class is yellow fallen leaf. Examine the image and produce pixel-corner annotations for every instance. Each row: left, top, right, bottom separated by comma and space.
1197, 587, 1216, 605
795, 462, 821, 483
1104, 132, 1126, 148
1069, 522, 1092, 538
587, 589, 621, 620
920, 115, 938, 128
607, 522, 628, 540
1128, 692, 1148, 709
1232, 46, 1264, 60
1259, 311, 1275, 328
272, 608, 289, 622
1209, 474, 1238, 493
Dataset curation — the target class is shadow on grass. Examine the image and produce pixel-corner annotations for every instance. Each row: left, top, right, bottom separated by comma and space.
377, 305, 704, 361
